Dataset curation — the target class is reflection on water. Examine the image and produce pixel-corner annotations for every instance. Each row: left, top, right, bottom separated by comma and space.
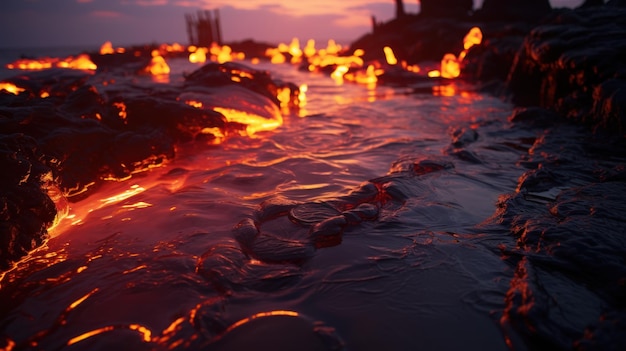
1, 60, 530, 350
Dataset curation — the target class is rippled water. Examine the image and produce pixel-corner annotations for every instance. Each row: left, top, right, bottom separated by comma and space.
0, 59, 536, 350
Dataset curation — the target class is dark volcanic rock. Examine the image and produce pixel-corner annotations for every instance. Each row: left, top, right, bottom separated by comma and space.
0, 134, 57, 270
507, 6, 626, 134
476, 0, 552, 22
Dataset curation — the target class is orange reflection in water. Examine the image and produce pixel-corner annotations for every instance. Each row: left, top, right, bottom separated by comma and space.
223, 310, 300, 334
67, 324, 152, 346
213, 107, 283, 136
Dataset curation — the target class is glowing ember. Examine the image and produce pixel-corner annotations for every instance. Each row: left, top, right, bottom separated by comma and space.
145, 50, 170, 76
428, 26, 483, 79
0, 82, 25, 95
463, 27, 483, 51
58, 54, 97, 70
384, 46, 398, 65
160, 42, 185, 53
331, 65, 349, 85
100, 41, 115, 55
113, 101, 128, 122
189, 47, 207, 63
440, 53, 461, 79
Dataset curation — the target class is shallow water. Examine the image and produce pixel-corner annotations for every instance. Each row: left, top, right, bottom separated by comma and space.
1, 59, 540, 350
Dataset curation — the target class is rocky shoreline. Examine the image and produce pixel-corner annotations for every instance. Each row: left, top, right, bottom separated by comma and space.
1, 2, 626, 347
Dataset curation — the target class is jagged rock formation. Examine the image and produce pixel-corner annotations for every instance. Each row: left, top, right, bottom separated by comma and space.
506, 5, 626, 133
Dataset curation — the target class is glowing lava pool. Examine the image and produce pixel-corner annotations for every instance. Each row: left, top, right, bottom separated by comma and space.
2, 51, 622, 350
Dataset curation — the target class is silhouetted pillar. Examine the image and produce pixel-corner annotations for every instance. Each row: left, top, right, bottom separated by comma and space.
395, 0, 406, 18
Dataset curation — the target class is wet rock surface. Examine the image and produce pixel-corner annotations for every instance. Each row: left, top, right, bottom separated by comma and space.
506, 5, 626, 134
0, 57, 293, 269
481, 107, 626, 349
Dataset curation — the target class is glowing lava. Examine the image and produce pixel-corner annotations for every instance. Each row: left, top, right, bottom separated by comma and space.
429, 26, 483, 79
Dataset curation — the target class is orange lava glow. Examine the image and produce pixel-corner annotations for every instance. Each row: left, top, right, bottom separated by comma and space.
383, 46, 398, 65
188, 44, 245, 64
100, 41, 126, 55
66, 324, 151, 346
428, 26, 483, 79
67, 288, 99, 311
145, 50, 170, 76
213, 107, 283, 136
100, 41, 115, 55
6, 54, 97, 71
224, 310, 300, 334
0, 82, 25, 95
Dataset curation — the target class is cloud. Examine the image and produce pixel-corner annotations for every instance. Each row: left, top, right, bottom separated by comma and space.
135, 0, 169, 6
90, 10, 124, 18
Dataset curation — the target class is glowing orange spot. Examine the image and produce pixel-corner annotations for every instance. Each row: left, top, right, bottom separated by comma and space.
304, 39, 316, 57
129, 324, 152, 342
213, 107, 283, 136
67, 327, 114, 346
428, 70, 441, 78
68, 288, 99, 310
113, 101, 127, 121
100, 41, 115, 55
121, 201, 152, 209
433, 84, 456, 97
250, 57, 260, 65
440, 53, 461, 79
0, 82, 25, 95
431, 26, 483, 79
185, 100, 203, 109
298, 84, 308, 106
266, 48, 286, 64
3, 339, 15, 351
224, 310, 300, 334
40, 91, 50, 98
59, 54, 97, 70
76, 266, 88, 273
383, 46, 398, 65
162, 317, 185, 335
67, 324, 151, 346
277, 87, 291, 107
100, 184, 146, 206
463, 27, 483, 51
145, 51, 170, 76
288, 38, 303, 63
331, 65, 349, 84
122, 265, 147, 274
189, 48, 207, 63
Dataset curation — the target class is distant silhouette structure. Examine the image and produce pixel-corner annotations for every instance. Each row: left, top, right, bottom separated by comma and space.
420, 0, 473, 18
395, 0, 407, 18
186, 9, 223, 47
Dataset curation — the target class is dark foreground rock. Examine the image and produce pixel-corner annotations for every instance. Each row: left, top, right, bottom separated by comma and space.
506, 5, 626, 134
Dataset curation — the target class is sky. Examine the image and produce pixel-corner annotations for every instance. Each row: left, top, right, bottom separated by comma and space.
0, 0, 583, 49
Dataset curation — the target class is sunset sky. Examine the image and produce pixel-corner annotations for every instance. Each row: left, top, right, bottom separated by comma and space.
0, 0, 583, 49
